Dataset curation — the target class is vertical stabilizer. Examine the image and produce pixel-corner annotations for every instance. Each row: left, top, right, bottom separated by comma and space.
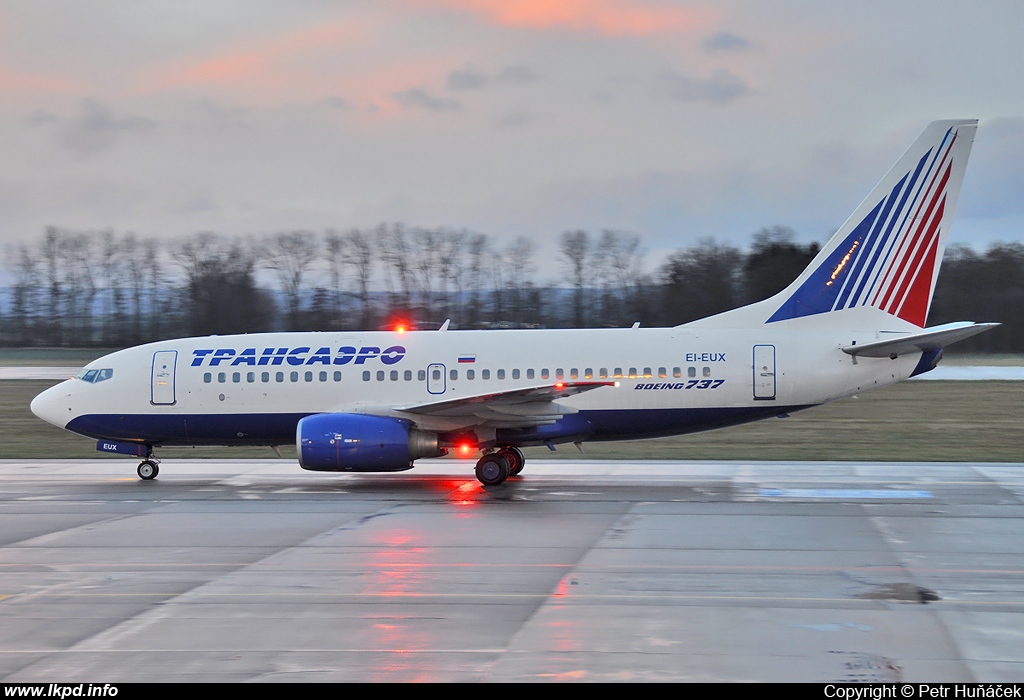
766, 119, 977, 326
686, 120, 977, 329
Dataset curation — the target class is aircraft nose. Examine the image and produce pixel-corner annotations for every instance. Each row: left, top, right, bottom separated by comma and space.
31, 382, 72, 429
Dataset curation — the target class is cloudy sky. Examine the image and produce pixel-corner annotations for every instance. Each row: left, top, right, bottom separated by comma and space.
1, 0, 1021, 268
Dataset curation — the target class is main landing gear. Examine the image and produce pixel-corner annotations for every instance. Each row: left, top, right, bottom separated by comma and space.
474, 447, 525, 486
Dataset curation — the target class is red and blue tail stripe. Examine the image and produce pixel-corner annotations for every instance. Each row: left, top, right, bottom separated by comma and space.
767, 122, 971, 327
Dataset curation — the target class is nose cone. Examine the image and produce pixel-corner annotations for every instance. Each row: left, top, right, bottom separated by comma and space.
31, 382, 72, 429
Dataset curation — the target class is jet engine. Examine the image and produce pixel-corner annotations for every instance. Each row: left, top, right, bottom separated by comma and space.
296, 413, 443, 472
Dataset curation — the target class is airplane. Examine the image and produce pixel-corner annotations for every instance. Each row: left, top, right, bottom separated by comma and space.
31, 119, 997, 486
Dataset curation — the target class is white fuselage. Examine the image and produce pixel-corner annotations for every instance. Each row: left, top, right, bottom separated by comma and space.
31, 322, 922, 451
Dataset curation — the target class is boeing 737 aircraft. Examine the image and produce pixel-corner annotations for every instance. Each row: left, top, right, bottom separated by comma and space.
31, 119, 996, 485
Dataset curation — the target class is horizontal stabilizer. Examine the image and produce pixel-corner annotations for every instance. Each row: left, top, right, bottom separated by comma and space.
842, 322, 999, 358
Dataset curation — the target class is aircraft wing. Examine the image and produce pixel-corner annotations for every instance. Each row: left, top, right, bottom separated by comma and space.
842, 322, 999, 358
395, 381, 616, 429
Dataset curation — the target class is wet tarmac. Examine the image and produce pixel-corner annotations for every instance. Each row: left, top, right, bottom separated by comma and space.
2, 458, 1023, 682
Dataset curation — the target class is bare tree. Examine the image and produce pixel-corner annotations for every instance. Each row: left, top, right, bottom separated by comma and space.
411, 227, 442, 315
434, 228, 465, 324
323, 228, 346, 327
6, 243, 40, 344
342, 228, 376, 329
462, 232, 489, 327
117, 233, 166, 342
263, 230, 319, 330
602, 230, 645, 326
502, 236, 536, 325
380, 223, 414, 314
559, 230, 589, 327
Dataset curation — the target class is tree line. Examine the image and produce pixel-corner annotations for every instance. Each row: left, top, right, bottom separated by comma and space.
2, 224, 1021, 352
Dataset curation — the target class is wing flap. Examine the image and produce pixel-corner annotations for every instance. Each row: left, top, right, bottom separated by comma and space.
398, 381, 615, 418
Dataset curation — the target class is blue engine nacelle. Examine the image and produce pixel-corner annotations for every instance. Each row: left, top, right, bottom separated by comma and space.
296, 413, 442, 472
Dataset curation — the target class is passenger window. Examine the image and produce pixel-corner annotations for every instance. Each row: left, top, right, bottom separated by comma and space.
584, 368, 593, 379
276, 372, 285, 383
290, 371, 299, 382
218, 372, 226, 383
497, 369, 505, 380
688, 367, 696, 378
432, 369, 441, 380
614, 368, 622, 378
599, 368, 608, 379
643, 367, 652, 378
404, 370, 412, 381
512, 369, 520, 379
377, 370, 385, 381
319, 371, 327, 382
673, 367, 681, 378
363, 371, 371, 381
467, 369, 475, 380
569, 368, 578, 379
556, 368, 564, 379
203, 372, 212, 383
232, 372, 240, 383
628, 368, 637, 378
450, 369, 458, 380
247, 372, 256, 383
703, 366, 711, 377
527, 369, 535, 380
482, 369, 490, 380
305, 371, 313, 382
658, 367, 667, 379
334, 371, 342, 382
418, 370, 426, 381
541, 369, 549, 379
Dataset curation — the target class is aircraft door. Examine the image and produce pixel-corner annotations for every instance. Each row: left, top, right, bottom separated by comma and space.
151, 350, 177, 405
752, 345, 776, 400
427, 363, 446, 395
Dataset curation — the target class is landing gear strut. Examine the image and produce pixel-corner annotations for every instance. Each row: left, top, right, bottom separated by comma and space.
474, 447, 526, 486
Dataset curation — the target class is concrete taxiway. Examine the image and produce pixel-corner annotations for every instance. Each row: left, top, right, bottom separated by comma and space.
2, 458, 1024, 682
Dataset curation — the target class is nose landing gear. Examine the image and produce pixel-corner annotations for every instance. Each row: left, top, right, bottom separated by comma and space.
137, 460, 159, 480
136, 445, 159, 480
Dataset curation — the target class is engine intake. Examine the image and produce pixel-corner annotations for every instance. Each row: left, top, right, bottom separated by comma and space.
297, 413, 442, 472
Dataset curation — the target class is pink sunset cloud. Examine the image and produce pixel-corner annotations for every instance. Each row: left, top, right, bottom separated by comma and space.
420, 0, 713, 36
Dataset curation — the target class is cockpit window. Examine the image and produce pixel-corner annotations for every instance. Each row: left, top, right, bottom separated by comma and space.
78, 368, 113, 383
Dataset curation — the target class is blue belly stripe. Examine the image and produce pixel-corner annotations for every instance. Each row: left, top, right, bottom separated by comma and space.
67, 405, 810, 448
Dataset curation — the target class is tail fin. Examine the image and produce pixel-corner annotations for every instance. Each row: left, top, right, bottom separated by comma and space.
764, 119, 977, 327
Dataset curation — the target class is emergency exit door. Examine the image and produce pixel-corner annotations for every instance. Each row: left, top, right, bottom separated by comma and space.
427, 363, 446, 395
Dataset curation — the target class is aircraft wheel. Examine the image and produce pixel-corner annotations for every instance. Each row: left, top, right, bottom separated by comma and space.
137, 460, 159, 480
475, 454, 510, 486
500, 447, 525, 476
